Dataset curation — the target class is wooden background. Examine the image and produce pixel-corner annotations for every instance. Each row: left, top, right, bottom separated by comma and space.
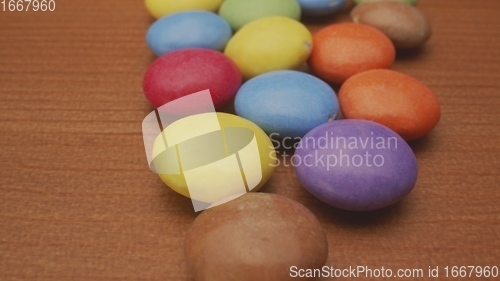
1, 0, 499, 280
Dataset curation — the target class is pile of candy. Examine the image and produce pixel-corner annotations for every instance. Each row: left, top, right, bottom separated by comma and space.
142, 0, 440, 280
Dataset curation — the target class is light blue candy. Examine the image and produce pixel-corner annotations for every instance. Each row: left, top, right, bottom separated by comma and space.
146, 11, 232, 56
297, 0, 346, 16
235, 70, 340, 138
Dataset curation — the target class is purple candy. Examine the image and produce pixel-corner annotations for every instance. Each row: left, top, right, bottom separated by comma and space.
294, 119, 418, 211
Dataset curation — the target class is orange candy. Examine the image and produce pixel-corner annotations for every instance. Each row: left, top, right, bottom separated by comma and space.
309, 23, 396, 85
339, 69, 441, 141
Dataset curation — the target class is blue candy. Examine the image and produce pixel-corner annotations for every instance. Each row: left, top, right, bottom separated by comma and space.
297, 0, 346, 16
146, 11, 232, 56
235, 70, 340, 138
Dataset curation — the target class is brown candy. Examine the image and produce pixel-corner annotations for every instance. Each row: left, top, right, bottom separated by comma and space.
184, 193, 328, 281
351, 1, 432, 49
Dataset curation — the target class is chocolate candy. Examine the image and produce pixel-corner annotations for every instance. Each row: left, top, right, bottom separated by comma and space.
235, 70, 340, 138
185, 193, 328, 281
308, 23, 395, 85
219, 0, 301, 30
351, 1, 431, 49
225, 16, 312, 80
146, 11, 232, 56
297, 0, 346, 16
339, 69, 441, 141
294, 119, 418, 211
152, 112, 277, 207
145, 0, 223, 19
143, 48, 241, 109
354, 0, 418, 5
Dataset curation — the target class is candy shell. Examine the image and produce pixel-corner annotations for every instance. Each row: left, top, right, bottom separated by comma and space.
235, 70, 340, 138
143, 49, 241, 109
294, 119, 418, 211
351, 1, 431, 49
339, 69, 440, 141
219, 0, 301, 31
354, 0, 418, 5
146, 11, 232, 56
308, 23, 395, 85
153, 112, 277, 204
297, 0, 346, 16
185, 193, 328, 281
145, 0, 223, 19
225, 16, 312, 80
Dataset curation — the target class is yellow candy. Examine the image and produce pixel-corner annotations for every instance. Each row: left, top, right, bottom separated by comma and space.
152, 112, 276, 206
224, 16, 313, 80
145, 0, 223, 19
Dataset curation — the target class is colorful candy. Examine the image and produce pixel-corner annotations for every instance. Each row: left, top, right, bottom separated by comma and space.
351, 1, 431, 49
235, 70, 340, 138
354, 0, 418, 5
136, 0, 444, 277
308, 23, 395, 85
294, 120, 418, 211
225, 16, 312, 80
143, 48, 241, 109
339, 69, 441, 141
185, 193, 328, 281
153, 112, 277, 205
145, 0, 223, 19
219, 0, 301, 30
297, 0, 346, 16
146, 11, 232, 56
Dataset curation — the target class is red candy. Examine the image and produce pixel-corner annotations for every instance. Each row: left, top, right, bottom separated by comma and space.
143, 48, 242, 109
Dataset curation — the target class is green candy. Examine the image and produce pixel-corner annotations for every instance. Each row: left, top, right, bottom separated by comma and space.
354, 0, 418, 5
219, 0, 301, 30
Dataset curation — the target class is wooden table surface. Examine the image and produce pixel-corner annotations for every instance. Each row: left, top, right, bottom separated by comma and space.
1, 0, 499, 280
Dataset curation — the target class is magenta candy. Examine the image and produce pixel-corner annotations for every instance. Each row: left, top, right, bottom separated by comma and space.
294, 119, 418, 211
143, 48, 242, 109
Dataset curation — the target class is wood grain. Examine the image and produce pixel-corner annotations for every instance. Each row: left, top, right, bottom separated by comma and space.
1, 0, 499, 280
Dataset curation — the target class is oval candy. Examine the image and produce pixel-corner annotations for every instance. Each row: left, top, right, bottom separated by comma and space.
354, 0, 418, 5
235, 70, 340, 138
145, 0, 223, 19
153, 113, 277, 204
146, 11, 232, 56
219, 0, 301, 31
339, 69, 441, 141
297, 0, 346, 16
143, 48, 241, 109
185, 193, 328, 281
351, 1, 431, 49
225, 16, 312, 80
294, 119, 418, 211
308, 23, 395, 85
